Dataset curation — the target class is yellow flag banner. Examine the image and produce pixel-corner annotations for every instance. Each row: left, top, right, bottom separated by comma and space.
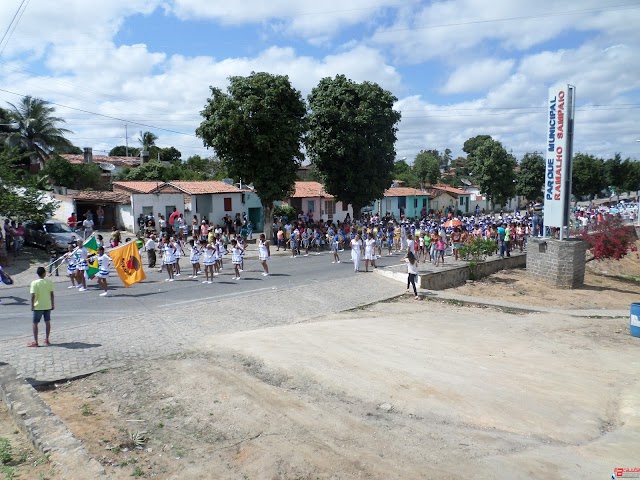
108, 241, 146, 288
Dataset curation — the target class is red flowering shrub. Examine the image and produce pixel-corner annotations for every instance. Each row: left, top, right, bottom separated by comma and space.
581, 216, 638, 260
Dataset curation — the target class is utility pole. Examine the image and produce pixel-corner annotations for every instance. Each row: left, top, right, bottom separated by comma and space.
125, 124, 129, 157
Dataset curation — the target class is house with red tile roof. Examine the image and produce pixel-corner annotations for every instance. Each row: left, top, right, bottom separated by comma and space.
371, 187, 431, 219
428, 184, 471, 214
284, 181, 353, 223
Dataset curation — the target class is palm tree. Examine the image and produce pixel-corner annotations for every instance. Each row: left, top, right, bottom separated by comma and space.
5, 96, 73, 169
138, 131, 158, 152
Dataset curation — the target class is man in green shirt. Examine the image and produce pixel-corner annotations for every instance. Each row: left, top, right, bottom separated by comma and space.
29, 267, 54, 347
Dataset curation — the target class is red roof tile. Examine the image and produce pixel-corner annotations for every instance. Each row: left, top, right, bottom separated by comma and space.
430, 184, 469, 197
290, 181, 333, 198
73, 191, 131, 204
383, 187, 430, 197
112, 181, 162, 194
167, 181, 242, 195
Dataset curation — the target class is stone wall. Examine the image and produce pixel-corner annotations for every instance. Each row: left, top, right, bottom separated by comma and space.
526, 237, 587, 288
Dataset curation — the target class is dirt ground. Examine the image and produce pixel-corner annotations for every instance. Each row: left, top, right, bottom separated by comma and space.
449, 243, 640, 310
0, 401, 53, 479
7, 253, 640, 479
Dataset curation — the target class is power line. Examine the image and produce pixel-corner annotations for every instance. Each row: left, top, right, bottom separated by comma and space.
378, 2, 640, 34
0, 0, 29, 58
0, 87, 198, 138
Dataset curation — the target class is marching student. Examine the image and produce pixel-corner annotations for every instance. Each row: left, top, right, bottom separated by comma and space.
93, 246, 112, 297
188, 238, 201, 278
331, 231, 341, 264
174, 235, 185, 276
162, 238, 177, 281
258, 233, 270, 276
350, 233, 363, 272
63, 244, 77, 288
402, 250, 420, 300
364, 232, 377, 272
230, 239, 244, 280
75, 239, 89, 291
301, 229, 310, 256
201, 240, 215, 284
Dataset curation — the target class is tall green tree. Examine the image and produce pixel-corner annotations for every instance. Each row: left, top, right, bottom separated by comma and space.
572, 153, 606, 199
515, 152, 545, 201
184, 155, 227, 180
158, 146, 182, 164
392, 158, 419, 187
196, 72, 307, 238
441, 148, 452, 171
463, 134, 492, 164
138, 131, 158, 152
306, 74, 401, 217
5, 96, 74, 168
604, 153, 627, 198
470, 138, 516, 209
109, 145, 140, 157
413, 150, 441, 187
42, 155, 103, 190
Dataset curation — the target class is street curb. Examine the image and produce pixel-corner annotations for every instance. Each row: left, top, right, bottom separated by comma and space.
0, 363, 106, 478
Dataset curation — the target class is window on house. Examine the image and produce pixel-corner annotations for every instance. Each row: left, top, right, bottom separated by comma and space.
142, 206, 153, 216
224, 198, 232, 211
342, 202, 348, 211
414, 199, 418, 208
324, 199, 336, 216
386, 199, 391, 211
460, 197, 464, 206
422, 198, 427, 208
307, 200, 314, 212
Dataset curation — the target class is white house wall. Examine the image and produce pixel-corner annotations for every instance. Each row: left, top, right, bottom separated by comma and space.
49, 193, 75, 222
130, 193, 186, 230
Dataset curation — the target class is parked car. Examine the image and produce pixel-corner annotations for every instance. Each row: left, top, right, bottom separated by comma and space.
23, 220, 77, 252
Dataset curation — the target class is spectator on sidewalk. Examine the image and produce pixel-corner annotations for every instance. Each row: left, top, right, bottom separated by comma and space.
28, 267, 54, 347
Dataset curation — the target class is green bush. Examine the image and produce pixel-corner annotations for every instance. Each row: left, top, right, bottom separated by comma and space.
458, 238, 498, 280
273, 205, 297, 223
0, 438, 12, 465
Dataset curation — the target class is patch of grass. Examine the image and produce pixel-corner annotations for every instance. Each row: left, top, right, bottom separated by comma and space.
131, 466, 144, 477
0, 438, 12, 465
0, 466, 16, 480
111, 447, 121, 454
120, 458, 138, 467
157, 422, 164, 429
80, 403, 93, 416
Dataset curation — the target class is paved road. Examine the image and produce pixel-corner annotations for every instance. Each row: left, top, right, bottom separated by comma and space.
0, 249, 404, 339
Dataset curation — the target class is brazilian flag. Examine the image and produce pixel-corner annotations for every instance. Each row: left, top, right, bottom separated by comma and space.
80, 235, 100, 279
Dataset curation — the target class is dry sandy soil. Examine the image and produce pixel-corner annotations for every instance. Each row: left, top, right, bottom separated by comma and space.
449, 244, 640, 310
6, 254, 640, 479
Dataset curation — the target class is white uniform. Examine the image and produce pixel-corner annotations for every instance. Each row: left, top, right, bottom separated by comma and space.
202, 245, 215, 266
190, 244, 201, 264
258, 240, 269, 261
231, 246, 243, 265
95, 254, 110, 278
162, 244, 176, 265
364, 238, 376, 260
76, 247, 88, 271
350, 238, 362, 271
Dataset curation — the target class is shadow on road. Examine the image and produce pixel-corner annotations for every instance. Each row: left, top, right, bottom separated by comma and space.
108, 291, 164, 298
52, 342, 102, 350
0, 296, 28, 305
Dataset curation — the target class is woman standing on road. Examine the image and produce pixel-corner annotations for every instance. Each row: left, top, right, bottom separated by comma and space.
403, 250, 420, 300
258, 233, 270, 276
93, 246, 111, 297
64, 244, 77, 288
350, 233, 363, 273
162, 238, 177, 282
230, 239, 244, 280
364, 232, 377, 272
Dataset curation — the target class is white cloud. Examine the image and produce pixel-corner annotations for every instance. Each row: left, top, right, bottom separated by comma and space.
441, 59, 514, 94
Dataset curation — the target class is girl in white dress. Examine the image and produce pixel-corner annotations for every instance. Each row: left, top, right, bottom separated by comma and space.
162, 239, 177, 281
216, 234, 226, 272
230, 239, 244, 280
350, 233, 363, 273
188, 239, 201, 278
174, 236, 185, 276
201, 241, 215, 284
75, 240, 89, 291
64, 244, 77, 288
364, 232, 377, 272
93, 246, 112, 296
258, 233, 270, 276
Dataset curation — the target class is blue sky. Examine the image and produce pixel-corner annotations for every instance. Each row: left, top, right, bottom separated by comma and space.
0, 0, 639, 163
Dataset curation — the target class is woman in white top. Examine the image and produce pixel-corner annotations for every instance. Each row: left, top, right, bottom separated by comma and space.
350, 233, 363, 273
93, 246, 112, 296
258, 233, 270, 276
364, 232, 377, 272
64, 244, 77, 288
162, 239, 177, 281
201, 241, 215, 284
188, 239, 201, 278
75, 240, 89, 291
403, 250, 420, 300
174, 236, 185, 276
230, 239, 244, 280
